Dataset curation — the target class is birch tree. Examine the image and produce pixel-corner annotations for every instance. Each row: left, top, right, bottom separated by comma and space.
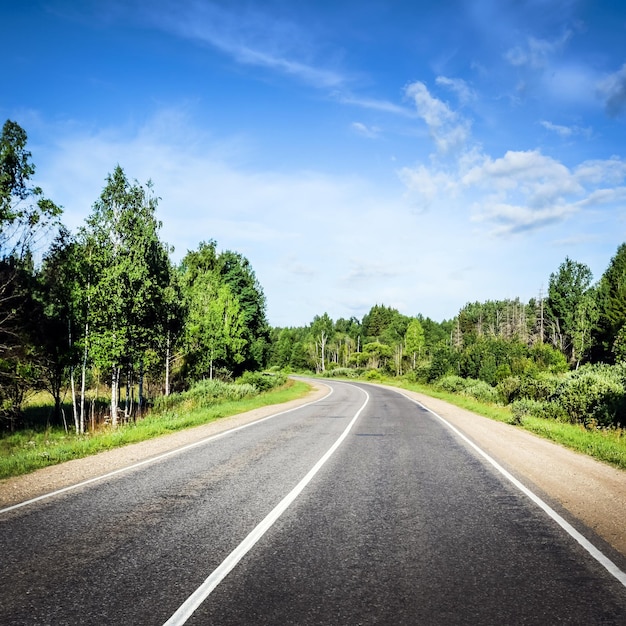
404, 318, 425, 369
82, 166, 172, 427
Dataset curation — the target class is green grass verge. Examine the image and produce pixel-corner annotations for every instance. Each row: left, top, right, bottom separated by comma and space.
0, 380, 311, 480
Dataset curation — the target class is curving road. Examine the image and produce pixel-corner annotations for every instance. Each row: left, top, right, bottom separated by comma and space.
1, 381, 626, 625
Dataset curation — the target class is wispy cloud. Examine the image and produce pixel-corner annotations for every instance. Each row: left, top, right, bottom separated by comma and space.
597, 63, 626, 117
539, 120, 592, 139
435, 76, 476, 105
144, 1, 346, 89
404, 81, 471, 153
400, 146, 626, 237
337, 94, 413, 116
505, 32, 572, 69
351, 122, 380, 138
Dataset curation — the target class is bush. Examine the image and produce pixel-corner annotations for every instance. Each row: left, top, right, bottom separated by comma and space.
365, 369, 383, 381
237, 371, 287, 392
462, 380, 499, 403
320, 367, 361, 379
496, 376, 522, 404
518, 373, 560, 402
437, 375, 468, 393
554, 365, 626, 427
510, 398, 568, 423
153, 379, 258, 413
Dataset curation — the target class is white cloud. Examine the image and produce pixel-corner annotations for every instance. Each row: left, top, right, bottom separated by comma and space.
399, 147, 626, 237
337, 94, 413, 116
435, 76, 476, 105
404, 81, 471, 153
351, 122, 380, 138
540, 120, 573, 137
505, 32, 571, 69
540, 119, 592, 139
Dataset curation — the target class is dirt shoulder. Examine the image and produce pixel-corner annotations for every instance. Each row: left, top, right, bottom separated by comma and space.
0, 382, 330, 510
1, 380, 625, 567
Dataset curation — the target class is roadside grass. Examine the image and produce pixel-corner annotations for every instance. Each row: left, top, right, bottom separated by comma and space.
325, 374, 626, 471
0, 380, 311, 480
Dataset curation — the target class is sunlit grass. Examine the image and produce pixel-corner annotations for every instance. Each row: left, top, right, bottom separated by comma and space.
0, 380, 311, 480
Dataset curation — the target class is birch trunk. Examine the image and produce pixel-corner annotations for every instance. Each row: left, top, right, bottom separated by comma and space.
79, 320, 89, 435
111, 365, 119, 428
165, 330, 170, 396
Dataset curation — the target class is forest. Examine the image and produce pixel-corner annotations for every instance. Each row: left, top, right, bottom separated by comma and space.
2, 118, 626, 439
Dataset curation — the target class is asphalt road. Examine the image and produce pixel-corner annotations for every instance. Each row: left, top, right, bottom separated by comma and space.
1, 381, 626, 625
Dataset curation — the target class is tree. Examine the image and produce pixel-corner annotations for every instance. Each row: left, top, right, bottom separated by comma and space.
405, 318, 425, 369
81, 166, 172, 427
0, 120, 61, 258
183, 274, 246, 380
217, 250, 269, 374
310, 313, 334, 373
32, 227, 81, 429
546, 257, 594, 367
595, 243, 626, 362
0, 121, 61, 429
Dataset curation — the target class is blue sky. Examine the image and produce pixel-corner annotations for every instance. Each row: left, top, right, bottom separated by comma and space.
3, 0, 626, 326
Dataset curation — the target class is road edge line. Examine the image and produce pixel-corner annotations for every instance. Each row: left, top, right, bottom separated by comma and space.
400, 391, 626, 589
0, 384, 334, 516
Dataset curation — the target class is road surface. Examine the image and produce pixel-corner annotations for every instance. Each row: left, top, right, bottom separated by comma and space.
1, 380, 625, 624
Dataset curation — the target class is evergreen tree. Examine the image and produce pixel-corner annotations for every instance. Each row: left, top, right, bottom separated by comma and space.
595, 243, 626, 362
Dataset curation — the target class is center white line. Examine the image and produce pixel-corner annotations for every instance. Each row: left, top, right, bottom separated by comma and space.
163, 384, 370, 626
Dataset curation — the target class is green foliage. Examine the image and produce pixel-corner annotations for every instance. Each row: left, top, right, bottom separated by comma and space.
319, 367, 362, 379
153, 379, 257, 413
437, 375, 467, 393
437, 375, 498, 403
510, 398, 568, 423
596, 243, 626, 361
179, 242, 270, 381
553, 365, 626, 427
237, 371, 287, 392
546, 257, 595, 366
404, 318, 425, 368
0, 120, 61, 257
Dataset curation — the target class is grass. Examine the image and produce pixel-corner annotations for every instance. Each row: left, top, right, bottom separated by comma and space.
0, 379, 311, 480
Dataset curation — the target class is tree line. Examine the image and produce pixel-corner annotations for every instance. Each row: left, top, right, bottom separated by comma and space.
0, 120, 269, 433
267, 250, 626, 428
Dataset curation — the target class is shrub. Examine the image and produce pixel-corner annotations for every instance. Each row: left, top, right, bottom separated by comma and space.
518, 373, 560, 402
321, 367, 360, 379
462, 380, 499, 404
510, 398, 568, 423
496, 376, 521, 404
153, 379, 258, 413
554, 365, 626, 427
365, 369, 383, 381
437, 375, 468, 393
237, 371, 287, 392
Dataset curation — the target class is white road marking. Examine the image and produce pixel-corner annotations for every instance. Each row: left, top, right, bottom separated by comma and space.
163, 384, 370, 626
0, 385, 333, 516
402, 392, 626, 590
